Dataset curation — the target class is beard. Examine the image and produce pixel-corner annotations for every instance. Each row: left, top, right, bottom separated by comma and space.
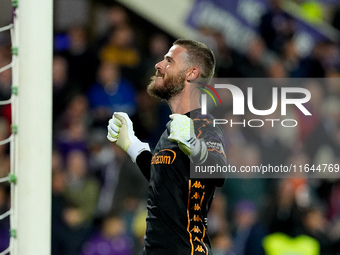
147, 70, 186, 101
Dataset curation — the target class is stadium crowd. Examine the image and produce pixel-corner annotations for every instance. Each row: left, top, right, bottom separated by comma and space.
0, 1, 340, 254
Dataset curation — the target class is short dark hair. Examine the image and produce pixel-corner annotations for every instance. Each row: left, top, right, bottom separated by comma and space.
173, 39, 215, 80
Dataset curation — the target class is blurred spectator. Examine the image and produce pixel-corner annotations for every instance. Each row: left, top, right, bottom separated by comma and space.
53, 202, 93, 255
298, 42, 328, 78
51, 162, 66, 220
64, 149, 100, 225
146, 34, 169, 64
231, 200, 261, 255
260, 179, 327, 254
52, 149, 65, 173
259, 0, 296, 54
322, 42, 340, 75
110, 144, 148, 213
131, 206, 147, 254
56, 94, 92, 133
51, 153, 95, 255
56, 119, 89, 160
266, 60, 287, 78
208, 192, 229, 237
196, 26, 219, 58
97, 5, 130, 48
295, 80, 323, 144
139, 33, 170, 87
211, 232, 234, 255
60, 25, 99, 92
52, 153, 94, 255
99, 25, 139, 69
237, 36, 267, 78
223, 145, 269, 215
80, 214, 133, 255
87, 129, 147, 216
280, 39, 301, 77
53, 55, 77, 122
256, 115, 289, 167
52, 168, 67, 254
301, 205, 333, 254
284, 152, 312, 207
262, 179, 303, 236
304, 96, 340, 163
131, 89, 170, 149
88, 129, 118, 217
51, 150, 66, 224
213, 32, 243, 78
87, 62, 137, 127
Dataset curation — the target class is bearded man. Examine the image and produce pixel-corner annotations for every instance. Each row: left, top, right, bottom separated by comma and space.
107, 39, 226, 255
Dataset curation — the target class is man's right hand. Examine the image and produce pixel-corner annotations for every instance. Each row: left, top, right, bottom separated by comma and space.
107, 112, 150, 162
107, 112, 137, 151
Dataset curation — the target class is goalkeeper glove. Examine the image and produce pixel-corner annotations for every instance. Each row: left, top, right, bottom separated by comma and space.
168, 114, 207, 163
107, 112, 150, 162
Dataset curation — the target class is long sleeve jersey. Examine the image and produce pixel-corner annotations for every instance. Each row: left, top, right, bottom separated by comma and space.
136, 109, 227, 255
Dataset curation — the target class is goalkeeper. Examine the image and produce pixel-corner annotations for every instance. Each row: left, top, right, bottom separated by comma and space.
107, 39, 227, 255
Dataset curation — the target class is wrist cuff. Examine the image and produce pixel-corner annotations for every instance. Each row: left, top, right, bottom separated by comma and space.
127, 139, 151, 162
190, 139, 208, 164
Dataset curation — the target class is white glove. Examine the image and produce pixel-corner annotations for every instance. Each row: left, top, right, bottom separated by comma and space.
107, 112, 150, 162
168, 114, 205, 160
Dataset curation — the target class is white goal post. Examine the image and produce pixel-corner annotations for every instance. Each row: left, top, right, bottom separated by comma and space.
11, 0, 53, 254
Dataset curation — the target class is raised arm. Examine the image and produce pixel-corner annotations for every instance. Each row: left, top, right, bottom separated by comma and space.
107, 112, 151, 181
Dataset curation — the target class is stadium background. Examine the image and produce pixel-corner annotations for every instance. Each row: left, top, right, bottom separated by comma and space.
0, 0, 340, 254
